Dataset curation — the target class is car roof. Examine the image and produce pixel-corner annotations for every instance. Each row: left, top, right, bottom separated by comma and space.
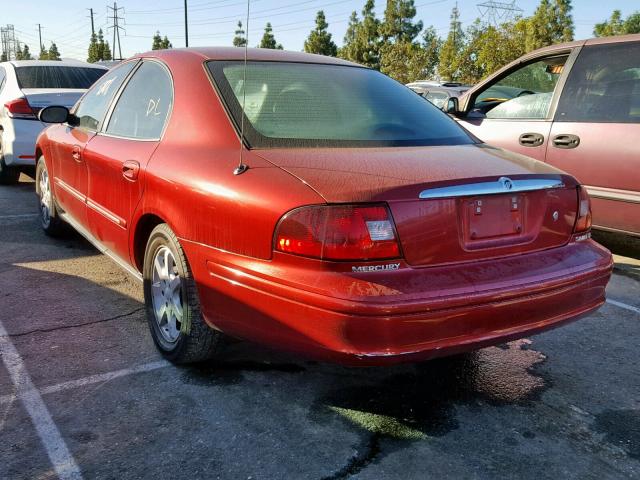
5, 59, 108, 69
136, 47, 363, 67
526, 33, 640, 56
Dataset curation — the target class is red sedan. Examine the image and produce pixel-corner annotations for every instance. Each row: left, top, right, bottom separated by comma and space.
34, 48, 612, 365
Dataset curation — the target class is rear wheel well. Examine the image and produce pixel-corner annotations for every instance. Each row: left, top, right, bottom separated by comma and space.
133, 214, 165, 272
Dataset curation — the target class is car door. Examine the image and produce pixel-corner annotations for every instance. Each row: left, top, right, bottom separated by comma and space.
85, 60, 173, 263
49, 61, 137, 226
547, 40, 640, 235
457, 50, 577, 162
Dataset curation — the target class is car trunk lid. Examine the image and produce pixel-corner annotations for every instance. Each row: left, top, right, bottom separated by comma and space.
255, 144, 579, 266
21, 88, 85, 115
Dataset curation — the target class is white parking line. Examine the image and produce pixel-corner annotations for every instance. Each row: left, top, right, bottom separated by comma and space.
0, 360, 171, 406
0, 320, 83, 480
607, 298, 640, 315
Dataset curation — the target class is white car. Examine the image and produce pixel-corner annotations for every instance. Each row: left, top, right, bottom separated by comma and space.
0, 60, 107, 184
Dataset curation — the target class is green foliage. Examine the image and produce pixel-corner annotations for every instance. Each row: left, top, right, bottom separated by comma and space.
380, 41, 431, 84
304, 10, 337, 56
380, 0, 422, 43
152, 31, 172, 50
88, 30, 111, 62
259, 23, 283, 49
525, 0, 574, 51
594, 10, 640, 36
47, 43, 61, 60
39, 48, 49, 60
233, 21, 247, 47
338, 1, 381, 69
438, 5, 464, 81
15, 44, 32, 60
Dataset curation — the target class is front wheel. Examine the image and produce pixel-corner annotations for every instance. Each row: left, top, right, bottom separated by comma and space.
35, 157, 65, 236
143, 223, 222, 363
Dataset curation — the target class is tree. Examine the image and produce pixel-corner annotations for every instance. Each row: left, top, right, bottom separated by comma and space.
380, 42, 433, 84
380, 0, 423, 43
421, 26, 442, 79
21, 44, 32, 60
259, 23, 283, 49
438, 5, 464, 81
152, 31, 171, 50
88, 30, 111, 62
525, 0, 574, 51
39, 47, 49, 60
0, 53, 7, 62
87, 32, 100, 62
338, 0, 381, 70
304, 10, 337, 56
233, 21, 247, 47
594, 10, 640, 36
48, 42, 61, 60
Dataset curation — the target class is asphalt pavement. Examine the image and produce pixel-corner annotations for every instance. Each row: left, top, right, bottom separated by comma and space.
0, 175, 638, 480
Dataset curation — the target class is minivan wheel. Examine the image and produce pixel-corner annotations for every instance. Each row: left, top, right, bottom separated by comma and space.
35, 157, 65, 236
143, 223, 222, 363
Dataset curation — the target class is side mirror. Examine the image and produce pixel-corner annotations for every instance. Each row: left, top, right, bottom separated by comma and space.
445, 97, 459, 115
38, 105, 70, 124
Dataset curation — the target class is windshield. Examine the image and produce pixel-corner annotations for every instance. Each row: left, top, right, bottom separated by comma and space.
15, 66, 107, 89
208, 61, 474, 148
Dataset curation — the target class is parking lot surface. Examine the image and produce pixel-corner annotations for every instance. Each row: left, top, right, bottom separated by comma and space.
0, 176, 638, 480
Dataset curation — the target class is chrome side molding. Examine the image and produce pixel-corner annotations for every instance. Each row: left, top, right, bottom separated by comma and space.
419, 176, 565, 200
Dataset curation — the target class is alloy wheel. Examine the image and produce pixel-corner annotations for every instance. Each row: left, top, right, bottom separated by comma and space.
151, 246, 184, 343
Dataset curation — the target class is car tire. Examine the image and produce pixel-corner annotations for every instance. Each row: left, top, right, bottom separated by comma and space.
143, 223, 222, 363
35, 156, 65, 236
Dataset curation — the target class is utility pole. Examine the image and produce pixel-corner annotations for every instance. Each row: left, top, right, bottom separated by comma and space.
88, 8, 95, 36
107, 2, 125, 60
37, 23, 43, 52
184, 0, 189, 47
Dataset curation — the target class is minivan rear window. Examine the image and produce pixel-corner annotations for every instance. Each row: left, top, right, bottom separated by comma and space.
208, 61, 474, 148
15, 66, 106, 89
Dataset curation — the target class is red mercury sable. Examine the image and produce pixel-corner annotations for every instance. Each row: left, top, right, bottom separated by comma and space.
34, 48, 613, 365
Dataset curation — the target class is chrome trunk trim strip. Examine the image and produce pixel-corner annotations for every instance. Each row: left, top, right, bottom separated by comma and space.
419, 177, 565, 199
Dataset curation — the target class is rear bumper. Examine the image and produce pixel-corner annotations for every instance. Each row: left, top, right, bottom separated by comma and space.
1, 118, 43, 166
184, 239, 612, 365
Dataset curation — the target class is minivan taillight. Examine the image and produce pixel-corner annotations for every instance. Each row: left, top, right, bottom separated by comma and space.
5, 98, 36, 119
275, 205, 401, 261
574, 186, 592, 233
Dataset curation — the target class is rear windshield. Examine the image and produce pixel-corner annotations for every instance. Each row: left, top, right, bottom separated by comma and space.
208, 61, 474, 148
15, 66, 106, 89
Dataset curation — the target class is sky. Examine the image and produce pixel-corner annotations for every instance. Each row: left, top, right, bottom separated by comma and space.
1, 0, 638, 61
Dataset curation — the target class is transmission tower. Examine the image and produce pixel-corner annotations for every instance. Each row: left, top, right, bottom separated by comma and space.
477, 1, 523, 26
1, 25, 18, 61
107, 2, 125, 60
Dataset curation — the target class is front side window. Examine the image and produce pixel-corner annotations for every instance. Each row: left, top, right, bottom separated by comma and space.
105, 61, 173, 140
472, 55, 568, 120
556, 43, 640, 123
74, 61, 137, 131
15, 66, 106, 89
208, 61, 474, 148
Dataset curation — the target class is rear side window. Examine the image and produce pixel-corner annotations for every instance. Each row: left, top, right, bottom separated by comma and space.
0, 67, 5, 93
105, 61, 173, 140
74, 61, 137, 131
15, 66, 106, 89
556, 42, 640, 123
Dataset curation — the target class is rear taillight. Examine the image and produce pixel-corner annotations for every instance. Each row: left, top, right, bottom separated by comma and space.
4, 98, 36, 119
275, 204, 401, 261
574, 186, 592, 233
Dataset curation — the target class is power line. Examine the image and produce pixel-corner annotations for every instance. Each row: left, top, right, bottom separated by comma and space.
477, 0, 523, 26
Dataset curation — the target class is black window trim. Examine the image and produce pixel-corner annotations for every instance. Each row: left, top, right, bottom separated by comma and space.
99, 58, 174, 142
69, 59, 141, 133
206, 59, 476, 149
462, 47, 582, 122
